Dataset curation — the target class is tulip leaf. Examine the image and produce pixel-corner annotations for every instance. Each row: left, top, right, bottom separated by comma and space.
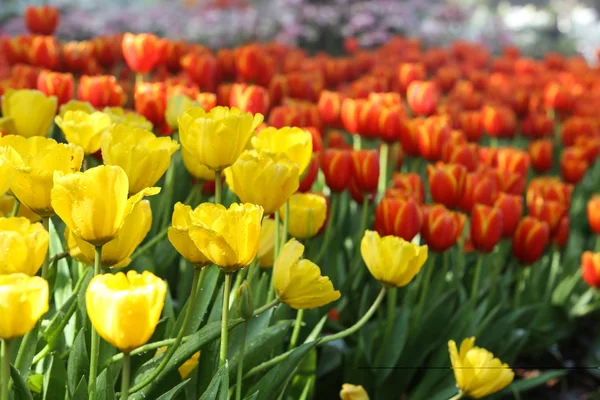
71, 376, 88, 400
156, 379, 190, 399
499, 370, 567, 395
10, 365, 33, 400
15, 323, 39, 377
95, 367, 115, 400
43, 287, 80, 347
208, 283, 225, 323
195, 339, 221, 397
246, 341, 317, 400
199, 362, 229, 400
252, 273, 270, 308
375, 306, 410, 385
228, 309, 275, 358
42, 355, 67, 400
67, 328, 89, 395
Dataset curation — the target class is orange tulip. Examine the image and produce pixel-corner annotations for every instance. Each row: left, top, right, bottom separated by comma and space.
36, 70, 74, 106
406, 80, 440, 116
391, 172, 425, 204
29, 36, 59, 69
350, 150, 379, 194
427, 162, 467, 209
134, 82, 167, 129
318, 91, 343, 126
560, 147, 589, 184
122, 33, 161, 74
374, 197, 422, 241
78, 75, 126, 108
470, 204, 503, 252
181, 51, 219, 92
421, 204, 466, 252
458, 172, 499, 212
229, 83, 270, 115
582, 251, 600, 288
512, 217, 550, 265
24, 6, 60, 35
528, 139, 553, 173
398, 63, 426, 93
587, 195, 600, 234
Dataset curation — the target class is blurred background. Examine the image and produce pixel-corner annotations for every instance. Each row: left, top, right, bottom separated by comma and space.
1, 0, 600, 61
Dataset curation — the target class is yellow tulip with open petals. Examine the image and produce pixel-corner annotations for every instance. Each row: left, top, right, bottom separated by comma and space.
1, 89, 57, 138
0, 145, 24, 197
65, 200, 152, 268
0, 135, 84, 217
165, 94, 200, 130
103, 106, 153, 131
281, 193, 327, 239
86, 270, 166, 352
448, 337, 514, 399
0, 273, 49, 339
55, 110, 113, 154
340, 384, 370, 400
0, 217, 48, 276
0, 195, 40, 222
51, 165, 160, 246
251, 126, 312, 175
360, 230, 428, 287
178, 106, 263, 171
58, 100, 95, 118
181, 146, 215, 182
101, 124, 180, 195
225, 150, 299, 215
167, 202, 212, 268
188, 202, 263, 271
273, 239, 340, 310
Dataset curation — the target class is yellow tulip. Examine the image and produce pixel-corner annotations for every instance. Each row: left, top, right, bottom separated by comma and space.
58, 100, 95, 118
360, 230, 427, 288
251, 126, 312, 175
257, 218, 282, 268
51, 165, 160, 246
101, 124, 180, 195
340, 384, 370, 400
225, 150, 299, 215
448, 337, 514, 398
178, 106, 264, 171
188, 202, 263, 272
0, 117, 17, 136
281, 193, 327, 239
103, 106, 153, 131
0, 273, 49, 339
167, 203, 212, 268
0, 145, 24, 197
181, 146, 215, 182
165, 94, 200, 130
0, 135, 84, 217
0, 195, 41, 222
273, 239, 340, 309
0, 217, 49, 275
55, 110, 113, 154
65, 200, 152, 268
155, 347, 200, 379
86, 270, 166, 352
1, 89, 57, 138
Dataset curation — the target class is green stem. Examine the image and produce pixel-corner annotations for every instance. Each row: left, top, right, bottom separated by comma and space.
595, 235, 600, 253
246, 259, 258, 289
42, 217, 50, 280
120, 353, 131, 400
546, 246, 561, 300
10, 198, 20, 217
448, 392, 463, 400
314, 194, 339, 263
352, 197, 370, 265
135, 73, 145, 84
378, 142, 389, 197
410, 157, 419, 173
298, 377, 313, 400
514, 267, 526, 307
159, 158, 177, 230
215, 170, 222, 205
129, 268, 203, 394
416, 253, 436, 323
1, 339, 9, 400
88, 246, 103, 400
281, 201, 289, 248
235, 323, 248, 400
129, 228, 168, 262
353, 134, 362, 150
267, 211, 281, 302
289, 310, 304, 350
219, 273, 232, 368
229, 269, 246, 307
470, 253, 483, 303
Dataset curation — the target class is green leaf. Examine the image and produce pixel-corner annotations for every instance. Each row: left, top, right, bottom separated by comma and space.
247, 341, 318, 400
252, 274, 270, 308
304, 315, 327, 344
67, 329, 89, 395
229, 309, 274, 358
49, 219, 72, 308
10, 365, 33, 400
15, 324, 39, 377
375, 306, 410, 384
72, 376, 89, 400
208, 284, 224, 324
156, 379, 190, 400
499, 370, 567, 395
26, 374, 43, 394
42, 355, 67, 400
42, 289, 79, 347
95, 367, 116, 400
199, 363, 229, 400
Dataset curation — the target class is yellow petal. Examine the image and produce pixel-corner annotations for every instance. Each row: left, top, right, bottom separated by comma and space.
0, 273, 49, 339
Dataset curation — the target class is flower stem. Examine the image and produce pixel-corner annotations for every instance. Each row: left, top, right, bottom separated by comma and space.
288, 310, 304, 350
281, 201, 289, 248
129, 268, 204, 394
219, 273, 232, 368
120, 353, 131, 400
470, 253, 483, 303
235, 323, 248, 400
88, 246, 103, 400
42, 217, 50, 280
378, 142, 389, 197
416, 253, 436, 324
1, 339, 9, 400
10, 198, 20, 217
215, 170, 222, 205
130, 227, 168, 262
448, 392, 463, 400
314, 194, 339, 263
353, 134, 361, 151
595, 235, 600, 253
267, 211, 281, 302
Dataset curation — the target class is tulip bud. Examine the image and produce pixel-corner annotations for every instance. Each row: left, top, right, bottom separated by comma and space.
427, 163, 467, 209
481, 105, 516, 138
36, 70, 73, 107
512, 216, 550, 265
25, 6, 60, 35
318, 90, 343, 126
588, 195, 600, 234
78, 75, 127, 109
521, 113, 553, 139
236, 282, 254, 320
340, 98, 366, 134
544, 82, 574, 112
399, 118, 421, 156
496, 148, 530, 176
398, 62, 426, 93
122, 33, 161, 74
321, 149, 352, 192
374, 197, 422, 241
553, 215, 569, 248
560, 147, 589, 184
442, 142, 478, 172
417, 116, 451, 161
298, 154, 320, 192
180, 51, 219, 92
493, 193, 523, 237
406, 81, 440, 116
470, 205, 503, 252
582, 251, 600, 288
235, 44, 275, 86
378, 105, 408, 143
527, 194, 567, 234
391, 173, 426, 204
421, 204, 466, 252
29, 35, 59, 69
229, 83, 270, 115
282, 193, 327, 239
458, 172, 499, 212
528, 139, 553, 173
0, 274, 49, 339
134, 82, 168, 130
351, 150, 380, 193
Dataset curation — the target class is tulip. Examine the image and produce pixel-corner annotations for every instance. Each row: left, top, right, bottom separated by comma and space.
427, 163, 467, 208
122, 33, 161, 74
134, 82, 168, 129
560, 147, 589, 184
298, 154, 320, 192
78, 75, 127, 109
442, 142, 478, 172
406, 81, 440, 116
481, 105, 516, 138
29, 36, 59, 69
168, 203, 212, 268
235, 44, 275, 86
351, 150, 379, 194
92, 35, 123, 67
470, 205, 503, 253
0, 217, 48, 275
181, 147, 216, 183
282, 193, 327, 239
1, 135, 84, 217
51, 165, 159, 246
340, 384, 370, 400
318, 91, 342, 126
458, 172, 499, 212
229, 84, 270, 115
187, 203, 263, 271
224, 150, 299, 215
544, 82, 573, 112
528, 139, 553, 173
180, 51, 219, 92
321, 149, 352, 192
1, 89, 57, 138
251, 126, 312, 175
257, 218, 282, 268
416, 117, 451, 161
196, 92, 217, 112
361, 230, 428, 287
103, 106, 152, 131
59, 99, 95, 118
24, 6, 60, 35
448, 337, 514, 398
0, 274, 49, 339
0, 146, 23, 197
179, 106, 263, 171
512, 216, 550, 265
391, 173, 425, 204
553, 215, 569, 248
86, 270, 166, 352
582, 251, 600, 288
496, 148, 530, 176
61, 40, 96, 73
101, 124, 179, 195
459, 111, 483, 142
588, 195, 600, 234
0, 195, 40, 222
165, 94, 200, 130
36, 70, 74, 107
421, 204, 466, 252
489, 168, 525, 196
527, 193, 567, 233
493, 193, 523, 237
374, 197, 422, 241
55, 110, 113, 155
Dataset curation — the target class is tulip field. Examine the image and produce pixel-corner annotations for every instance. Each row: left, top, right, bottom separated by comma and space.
2, 4, 600, 400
